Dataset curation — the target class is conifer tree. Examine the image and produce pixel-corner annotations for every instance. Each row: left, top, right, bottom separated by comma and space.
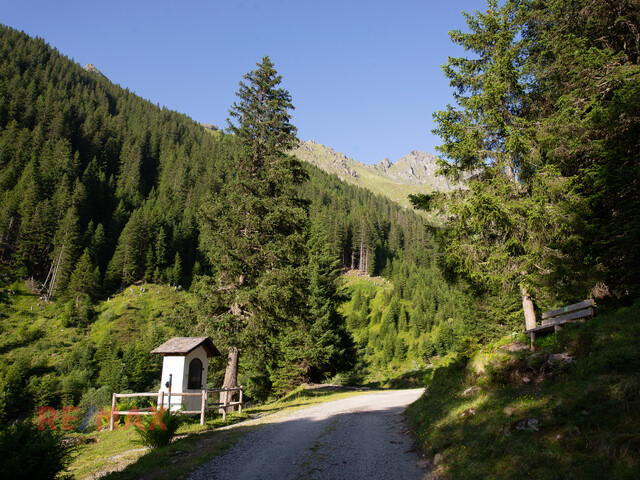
197, 56, 309, 395
522, 0, 640, 300
411, 0, 573, 330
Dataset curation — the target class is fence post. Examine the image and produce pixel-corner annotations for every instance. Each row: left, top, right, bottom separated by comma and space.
200, 390, 207, 426
222, 389, 227, 421
238, 387, 243, 414
109, 393, 117, 431
159, 391, 165, 410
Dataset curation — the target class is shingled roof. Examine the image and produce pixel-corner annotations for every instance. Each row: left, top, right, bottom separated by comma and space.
151, 337, 220, 357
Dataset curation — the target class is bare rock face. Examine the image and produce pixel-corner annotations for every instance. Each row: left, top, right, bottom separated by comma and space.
376, 157, 392, 172
461, 386, 481, 397
389, 150, 453, 189
291, 140, 469, 209
504, 417, 540, 434
83, 63, 108, 80
547, 353, 574, 367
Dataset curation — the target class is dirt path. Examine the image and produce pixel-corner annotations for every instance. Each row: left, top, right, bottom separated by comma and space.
188, 388, 428, 480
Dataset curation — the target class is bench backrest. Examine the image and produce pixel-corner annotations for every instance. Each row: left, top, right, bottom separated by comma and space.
542, 299, 594, 325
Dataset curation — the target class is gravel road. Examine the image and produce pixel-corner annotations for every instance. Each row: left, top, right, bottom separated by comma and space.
189, 388, 428, 480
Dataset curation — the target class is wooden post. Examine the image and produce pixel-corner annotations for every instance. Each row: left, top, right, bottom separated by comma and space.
222, 391, 227, 421
238, 388, 243, 414
520, 285, 537, 332
529, 332, 536, 351
221, 347, 239, 413
200, 390, 207, 426
109, 393, 117, 431
159, 391, 165, 410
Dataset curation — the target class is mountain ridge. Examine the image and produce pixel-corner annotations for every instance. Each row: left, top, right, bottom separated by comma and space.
292, 140, 457, 208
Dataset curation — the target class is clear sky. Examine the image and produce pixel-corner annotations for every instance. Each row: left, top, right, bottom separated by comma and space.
2, 0, 486, 165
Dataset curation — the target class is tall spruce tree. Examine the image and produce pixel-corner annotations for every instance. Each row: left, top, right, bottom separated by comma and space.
411, 0, 574, 330
197, 56, 309, 396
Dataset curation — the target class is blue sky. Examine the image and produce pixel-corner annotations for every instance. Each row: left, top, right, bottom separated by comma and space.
3, 0, 486, 164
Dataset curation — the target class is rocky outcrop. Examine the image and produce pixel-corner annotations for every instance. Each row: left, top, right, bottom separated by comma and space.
291, 140, 468, 209
83, 63, 108, 80
375, 157, 392, 172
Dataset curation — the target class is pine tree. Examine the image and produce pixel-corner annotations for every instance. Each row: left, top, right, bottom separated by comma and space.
411, 0, 574, 330
522, 0, 640, 301
303, 223, 355, 382
66, 248, 99, 301
197, 56, 310, 396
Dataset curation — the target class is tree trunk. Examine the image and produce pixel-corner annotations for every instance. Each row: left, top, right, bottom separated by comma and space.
520, 285, 536, 331
506, 161, 516, 183
220, 346, 239, 413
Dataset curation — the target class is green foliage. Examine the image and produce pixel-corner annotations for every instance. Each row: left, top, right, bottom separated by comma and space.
196, 57, 311, 397
0, 420, 75, 480
522, 0, 640, 301
417, 0, 578, 328
0, 352, 32, 421
135, 409, 184, 449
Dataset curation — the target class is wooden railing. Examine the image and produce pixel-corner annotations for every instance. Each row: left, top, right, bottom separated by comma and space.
109, 387, 243, 430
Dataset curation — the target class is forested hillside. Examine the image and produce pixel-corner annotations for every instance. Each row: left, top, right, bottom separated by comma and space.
0, 25, 482, 420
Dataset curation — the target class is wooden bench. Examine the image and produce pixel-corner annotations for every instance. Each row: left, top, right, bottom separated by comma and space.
524, 299, 595, 349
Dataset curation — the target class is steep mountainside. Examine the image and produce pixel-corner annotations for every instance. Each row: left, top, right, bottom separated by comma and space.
292, 140, 459, 208
0, 25, 456, 417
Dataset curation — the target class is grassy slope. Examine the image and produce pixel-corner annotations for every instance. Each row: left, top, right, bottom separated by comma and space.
407, 302, 640, 480
0, 279, 185, 375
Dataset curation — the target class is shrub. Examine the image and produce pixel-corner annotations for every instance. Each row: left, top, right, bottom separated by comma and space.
0, 420, 75, 480
135, 409, 183, 449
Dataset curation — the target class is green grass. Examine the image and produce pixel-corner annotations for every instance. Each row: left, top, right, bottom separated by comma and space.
406, 302, 640, 480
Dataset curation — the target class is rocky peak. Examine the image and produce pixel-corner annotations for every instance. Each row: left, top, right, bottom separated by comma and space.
376, 157, 392, 172
83, 63, 108, 80
291, 140, 465, 209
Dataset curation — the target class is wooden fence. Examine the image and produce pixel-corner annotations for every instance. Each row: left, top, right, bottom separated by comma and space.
109, 387, 243, 430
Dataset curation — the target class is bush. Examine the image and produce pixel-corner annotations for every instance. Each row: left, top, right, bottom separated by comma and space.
77, 386, 113, 432
135, 409, 183, 449
0, 420, 75, 480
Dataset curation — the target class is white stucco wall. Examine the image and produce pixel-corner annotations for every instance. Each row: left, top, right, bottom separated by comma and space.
157, 347, 209, 412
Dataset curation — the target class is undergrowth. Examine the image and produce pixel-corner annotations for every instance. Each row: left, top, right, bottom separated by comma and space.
407, 301, 640, 480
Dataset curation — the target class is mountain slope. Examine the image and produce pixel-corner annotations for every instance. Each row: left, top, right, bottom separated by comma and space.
0, 25, 449, 419
293, 140, 459, 208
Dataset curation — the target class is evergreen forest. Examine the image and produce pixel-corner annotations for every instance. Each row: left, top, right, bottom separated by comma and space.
0, 1, 639, 477
0, 25, 481, 420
